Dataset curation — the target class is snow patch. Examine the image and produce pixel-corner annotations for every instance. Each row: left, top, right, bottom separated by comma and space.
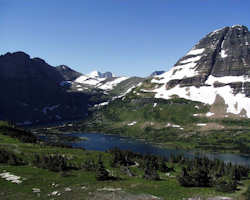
153, 103, 157, 108
128, 121, 137, 126
206, 112, 214, 117
221, 50, 228, 58
154, 82, 250, 117
206, 75, 250, 85
186, 48, 205, 56
0, 172, 23, 184
180, 56, 202, 64
98, 77, 129, 90
197, 123, 207, 126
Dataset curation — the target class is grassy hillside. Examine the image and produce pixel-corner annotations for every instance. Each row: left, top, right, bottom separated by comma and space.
1, 122, 250, 200
79, 88, 250, 152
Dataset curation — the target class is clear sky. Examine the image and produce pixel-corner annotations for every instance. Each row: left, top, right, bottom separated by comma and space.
1, 0, 250, 77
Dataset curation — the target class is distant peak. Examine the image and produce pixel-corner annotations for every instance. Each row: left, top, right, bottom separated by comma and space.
87, 70, 114, 78
88, 70, 100, 77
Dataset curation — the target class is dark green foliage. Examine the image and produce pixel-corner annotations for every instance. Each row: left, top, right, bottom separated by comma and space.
33, 154, 70, 172
82, 159, 97, 171
143, 159, 160, 181
177, 155, 249, 189
244, 185, 250, 200
109, 148, 138, 167
96, 155, 110, 181
215, 177, 237, 192
0, 149, 26, 166
0, 125, 38, 143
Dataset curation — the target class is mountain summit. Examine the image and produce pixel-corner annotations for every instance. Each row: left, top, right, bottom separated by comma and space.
149, 25, 250, 117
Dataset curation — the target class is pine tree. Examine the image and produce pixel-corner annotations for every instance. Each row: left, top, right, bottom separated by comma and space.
96, 155, 109, 181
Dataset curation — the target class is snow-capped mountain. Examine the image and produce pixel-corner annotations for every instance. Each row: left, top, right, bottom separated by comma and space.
73, 70, 130, 91
147, 25, 250, 118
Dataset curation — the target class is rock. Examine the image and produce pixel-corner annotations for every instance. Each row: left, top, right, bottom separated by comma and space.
64, 187, 72, 192
32, 188, 41, 193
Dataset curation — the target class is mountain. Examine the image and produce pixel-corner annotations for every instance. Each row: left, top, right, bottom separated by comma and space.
56, 65, 82, 80
72, 70, 143, 93
144, 25, 250, 118
0, 52, 106, 125
81, 25, 250, 142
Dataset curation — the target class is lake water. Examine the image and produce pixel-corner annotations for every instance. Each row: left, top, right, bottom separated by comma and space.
66, 133, 250, 166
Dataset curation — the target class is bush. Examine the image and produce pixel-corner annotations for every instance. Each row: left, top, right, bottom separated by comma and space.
215, 177, 237, 192
0, 149, 26, 166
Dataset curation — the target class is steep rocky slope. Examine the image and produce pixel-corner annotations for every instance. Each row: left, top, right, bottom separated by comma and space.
0, 52, 107, 125
144, 25, 250, 118
56, 65, 82, 80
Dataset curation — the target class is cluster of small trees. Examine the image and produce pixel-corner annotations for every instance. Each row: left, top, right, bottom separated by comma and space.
33, 154, 72, 172
0, 149, 26, 166
177, 156, 249, 192
0, 125, 38, 143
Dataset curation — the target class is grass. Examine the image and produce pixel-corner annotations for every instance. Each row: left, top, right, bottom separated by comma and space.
0, 124, 248, 200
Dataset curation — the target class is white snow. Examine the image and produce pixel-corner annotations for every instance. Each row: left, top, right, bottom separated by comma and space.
0, 172, 23, 184
166, 123, 183, 130
77, 88, 83, 91
75, 73, 128, 91
180, 56, 202, 64
186, 48, 205, 56
128, 121, 137, 126
221, 50, 228, 58
246, 42, 249, 46
94, 102, 109, 107
153, 103, 157, 108
206, 75, 250, 85
206, 112, 214, 117
88, 70, 100, 78
98, 77, 129, 90
152, 62, 198, 84
153, 82, 250, 117
197, 123, 207, 126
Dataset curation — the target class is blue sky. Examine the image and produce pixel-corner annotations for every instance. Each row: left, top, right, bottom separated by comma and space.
1, 0, 250, 77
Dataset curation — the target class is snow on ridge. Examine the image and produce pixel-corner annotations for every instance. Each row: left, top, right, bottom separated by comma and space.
206, 75, 250, 85
153, 83, 250, 118
180, 56, 202, 64
98, 77, 129, 90
152, 62, 198, 84
186, 48, 205, 56
221, 50, 228, 58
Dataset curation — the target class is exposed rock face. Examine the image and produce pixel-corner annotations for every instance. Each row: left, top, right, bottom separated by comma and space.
0, 52, 103, 125
165, 25, 250, 88
56, 65, 82, 80
151, 25, 250, 118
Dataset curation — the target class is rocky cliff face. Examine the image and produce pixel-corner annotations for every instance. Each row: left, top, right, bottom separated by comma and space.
56, 65, 82, 81
0, 52, 104, 125
150, 25, 250, 118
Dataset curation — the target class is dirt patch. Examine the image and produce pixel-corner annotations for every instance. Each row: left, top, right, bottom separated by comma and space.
88, 191, 163, 200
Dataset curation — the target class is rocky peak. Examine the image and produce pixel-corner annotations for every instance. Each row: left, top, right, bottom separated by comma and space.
88, 70, 114, 78
159, 25, 250, 89
151, 25, 250, 118
56, 65, 82, 80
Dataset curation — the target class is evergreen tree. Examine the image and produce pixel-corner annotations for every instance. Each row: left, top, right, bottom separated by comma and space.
96, 155, 109, 181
